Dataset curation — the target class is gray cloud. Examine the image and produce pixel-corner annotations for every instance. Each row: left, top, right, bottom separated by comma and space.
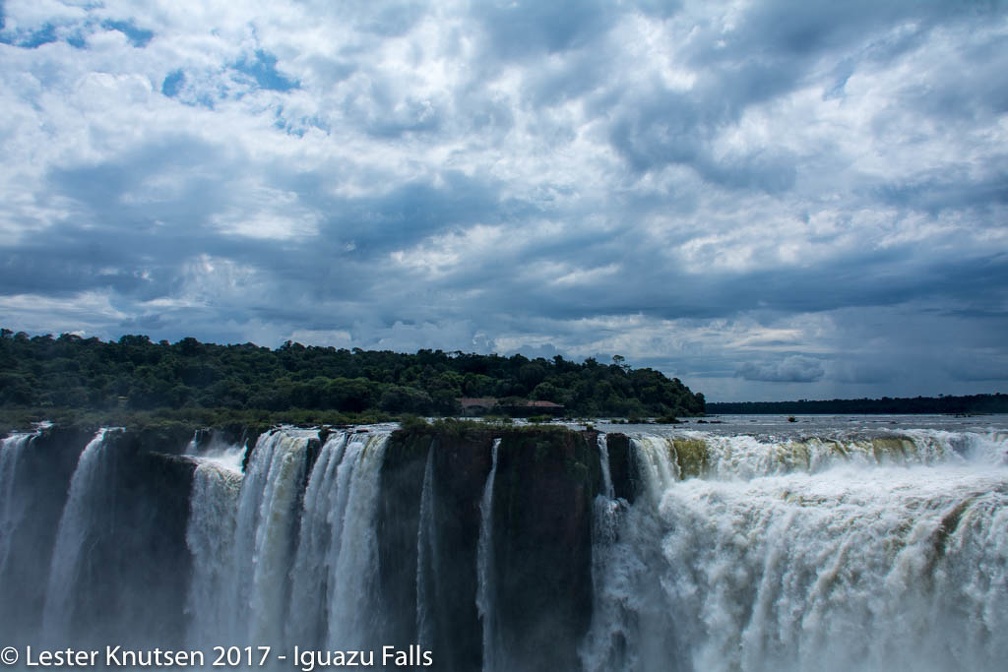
737, 356, 826, 383
0, 0, 1006, 401
473, 0, 613, 59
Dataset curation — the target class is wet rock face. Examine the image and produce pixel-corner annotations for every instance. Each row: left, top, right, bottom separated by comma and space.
378, 427, 494, 672
63, 430, 198, 647
378, 425, 601, 672
492, 429, 596, 672
0, 425, 198, 648
0, 426, 91, 642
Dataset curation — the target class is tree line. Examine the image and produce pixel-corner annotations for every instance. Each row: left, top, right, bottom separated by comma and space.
0, 328, 705, 420
707, 394, 1008, 415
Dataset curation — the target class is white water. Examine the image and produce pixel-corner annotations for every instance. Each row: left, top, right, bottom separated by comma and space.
322, 431, 390, 650
184, 427, 392, 652
590, 431, 622, 561
581, 434, 679, 672
287, 431, 350, 649
583, 432, 637, 672
185, 429, 246, 472
631, 435, 679, 504
0, 433, 30, 578
10, 418, 1006, 671
41, 429, 112, 641
585, 428, 1008, 672
229, 429, 313, 646
185, 460, 242, 649
477, 438, 502, 672
597, 433, 614, 500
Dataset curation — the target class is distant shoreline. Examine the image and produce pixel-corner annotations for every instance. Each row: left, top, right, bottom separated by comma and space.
707, 393, 1007, 416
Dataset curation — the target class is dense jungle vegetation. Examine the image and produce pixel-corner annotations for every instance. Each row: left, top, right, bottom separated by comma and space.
0, 328, 705, 423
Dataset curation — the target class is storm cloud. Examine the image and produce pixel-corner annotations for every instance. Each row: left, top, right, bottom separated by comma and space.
1, 0, 1006, 401
737, 356, 826, 384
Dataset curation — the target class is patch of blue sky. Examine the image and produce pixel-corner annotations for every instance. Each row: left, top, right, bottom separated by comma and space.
160, 69, 219, 109
65, 31, 86, 49
0, 22, 58, 48
101, 20, 154, 48
161, 69, 185, 98
233, 49, 299, 92
274, 119, 306, 137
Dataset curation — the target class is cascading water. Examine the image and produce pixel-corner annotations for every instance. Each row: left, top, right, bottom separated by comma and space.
661, 466, 1005, 672
317, 431, 388, 650
0, 433, 30, 578
41, 429, 113, 643
589, 432, 620, 589
287, 430, 351, 649
585, 427, 1008, 672
185, 460, 242, 650
185, 426, 398, 660
226, 429, 313, 646
182, 427, 396, 657
582, 432, 633, 672
477, 438, 502, 672
581, 434, 681, 672
284, 430, 391, 651
597, 433, 615, 500
2, 418, 1005, 672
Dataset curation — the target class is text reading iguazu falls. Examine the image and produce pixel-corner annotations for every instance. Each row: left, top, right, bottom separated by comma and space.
0, 416, 1005, 671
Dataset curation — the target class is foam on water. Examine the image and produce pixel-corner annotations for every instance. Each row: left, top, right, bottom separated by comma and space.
583, 428, 1008, 672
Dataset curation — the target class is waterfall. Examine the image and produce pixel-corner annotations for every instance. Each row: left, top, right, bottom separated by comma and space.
228, 429, 312, 645
597, 433, 615, 500
582, 433, 625, 671
185, 460, 242, 649
633, 435, 679, 501
590, 432, 621, 568
0, 419, 1003, 672
323, 431, 390, 650
415, 443, 438, 649
0, 433, 30, 578
656, 465, 1007, 672
678, 430, 978, 482
185, 429, 246, 471
477, 438, 502, 672
184, 427, 392, 652
580, 435, 681, 672
287, 431, 350, 649
583, 430, 1008, 672
41, 429, 113, 641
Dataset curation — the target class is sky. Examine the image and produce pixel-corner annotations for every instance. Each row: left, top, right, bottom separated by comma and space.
1, 0, 1006, 402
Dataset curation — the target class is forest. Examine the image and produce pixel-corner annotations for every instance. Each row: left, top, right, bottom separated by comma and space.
0, 328, 705, 423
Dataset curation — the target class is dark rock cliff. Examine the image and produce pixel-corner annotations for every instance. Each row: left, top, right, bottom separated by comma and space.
0, 426, 90, 642
0, 426, 198, 648
377, 424, 607, 672
57, 429, 198, 647
491, 428, 597, 672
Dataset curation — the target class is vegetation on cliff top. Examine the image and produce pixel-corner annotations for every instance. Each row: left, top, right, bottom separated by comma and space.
0, 328, 705, 422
